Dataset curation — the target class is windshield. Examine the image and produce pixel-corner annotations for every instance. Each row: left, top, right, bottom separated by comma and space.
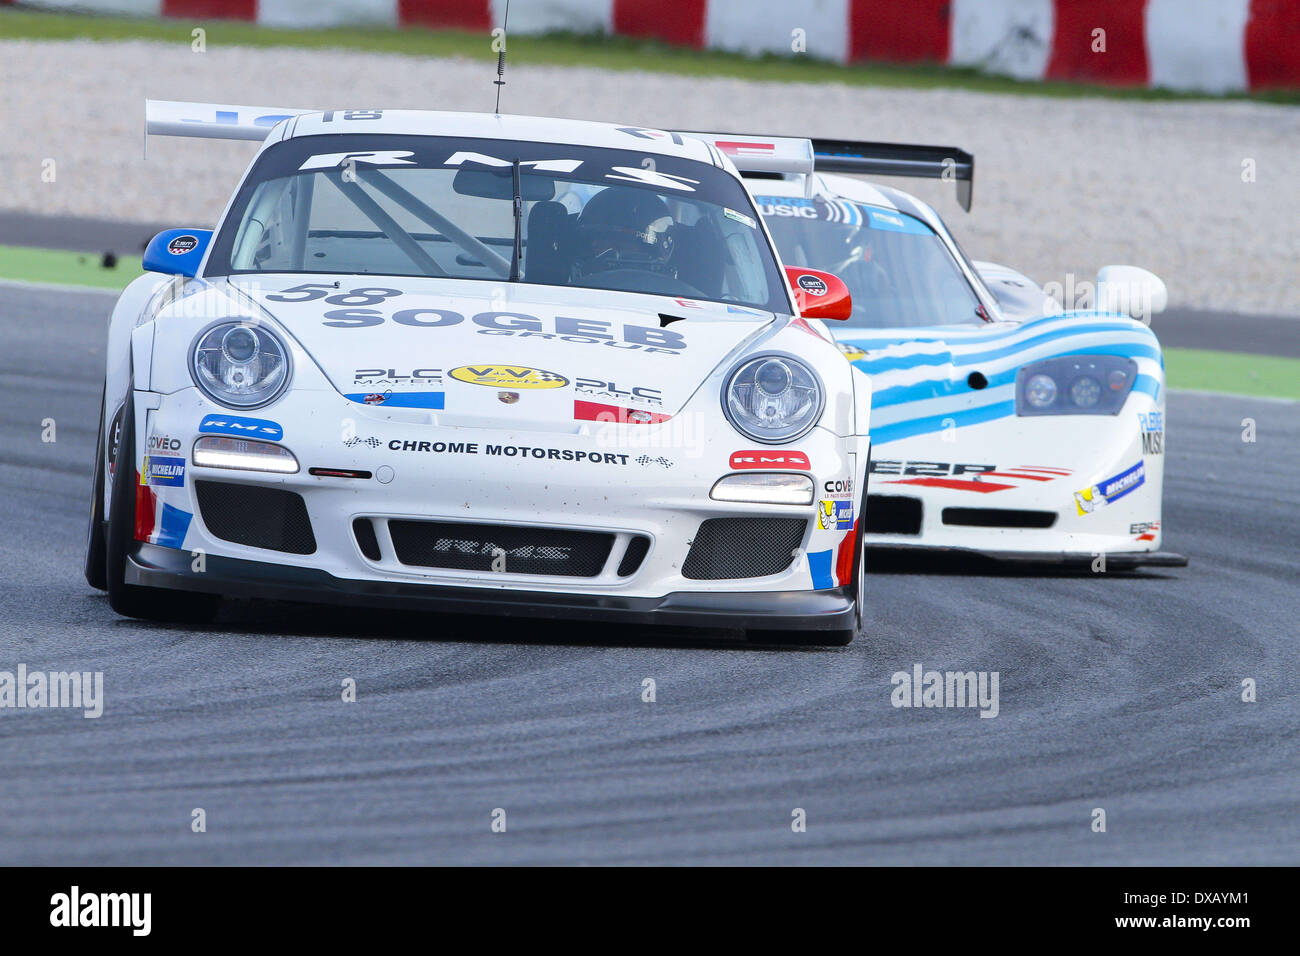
206, 134, 790, 312
755, 195, 983, 328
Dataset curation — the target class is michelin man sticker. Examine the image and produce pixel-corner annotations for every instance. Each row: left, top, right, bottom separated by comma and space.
1074, 461, 1145, 515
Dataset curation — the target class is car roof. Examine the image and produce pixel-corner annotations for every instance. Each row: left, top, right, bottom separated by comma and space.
281, 110, 722, 166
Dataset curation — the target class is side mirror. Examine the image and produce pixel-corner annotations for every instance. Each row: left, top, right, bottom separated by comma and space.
1096, 265, 1167, 321
143, 228, 213, 277
785, 266, 852, 320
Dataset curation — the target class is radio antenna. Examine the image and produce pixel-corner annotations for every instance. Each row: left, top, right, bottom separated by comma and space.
494, 0, 511, 114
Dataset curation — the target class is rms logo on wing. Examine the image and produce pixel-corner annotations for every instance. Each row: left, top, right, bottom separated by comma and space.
449, 366, 569, 389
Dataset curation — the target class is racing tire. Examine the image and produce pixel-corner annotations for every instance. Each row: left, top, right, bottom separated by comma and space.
105, 386, 221, 624
83, 388, 108, 591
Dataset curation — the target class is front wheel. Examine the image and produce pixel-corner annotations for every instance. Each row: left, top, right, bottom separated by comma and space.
104, 387, 221, 624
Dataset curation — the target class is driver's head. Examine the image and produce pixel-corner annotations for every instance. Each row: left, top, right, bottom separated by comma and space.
574, 188, 675, 274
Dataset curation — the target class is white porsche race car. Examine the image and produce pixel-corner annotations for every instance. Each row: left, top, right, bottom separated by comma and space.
701, 133, 1186, 568
83, 102, 872, 644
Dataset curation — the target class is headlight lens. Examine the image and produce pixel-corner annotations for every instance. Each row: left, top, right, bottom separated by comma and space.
723, 354, 824, 443
1016, 355, 1137, 416
191, 321, 290, 408
1024, 373, 1058, 408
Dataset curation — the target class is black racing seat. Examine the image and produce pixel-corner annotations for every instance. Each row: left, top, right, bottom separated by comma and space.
525, 201, 575, 286
671, 219, 727, 298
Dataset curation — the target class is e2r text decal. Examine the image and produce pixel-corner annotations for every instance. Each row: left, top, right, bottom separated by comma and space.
870, 460, 994, 476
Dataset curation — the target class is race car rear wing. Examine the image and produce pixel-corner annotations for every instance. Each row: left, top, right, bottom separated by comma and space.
679, 131, 975, 211
145, 100, 312, 142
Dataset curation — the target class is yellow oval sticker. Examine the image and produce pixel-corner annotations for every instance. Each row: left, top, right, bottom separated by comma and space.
449, 365, 570, 389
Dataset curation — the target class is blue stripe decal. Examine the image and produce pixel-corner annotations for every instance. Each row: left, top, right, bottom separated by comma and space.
851, 351, 953, 374
807, 549, 834, 590
955, 325, 1156, 366
1132, 374, 1160, 400
873, 400, 1017, 445
156, 503, 192, 550
836, 311, 1134, 350
345, 392, 446, 409
872, 369, 1017, 410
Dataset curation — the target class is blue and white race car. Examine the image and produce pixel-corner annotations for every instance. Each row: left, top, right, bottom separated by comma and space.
696, 133, 1185, 568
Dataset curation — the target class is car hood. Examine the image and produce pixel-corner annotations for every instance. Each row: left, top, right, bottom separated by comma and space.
226, 275, 779, 427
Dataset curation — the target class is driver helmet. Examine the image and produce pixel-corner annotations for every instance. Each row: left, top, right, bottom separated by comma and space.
574, 187, 676, 275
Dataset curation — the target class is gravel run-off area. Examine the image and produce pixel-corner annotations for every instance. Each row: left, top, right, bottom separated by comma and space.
1, 38, 1298, 316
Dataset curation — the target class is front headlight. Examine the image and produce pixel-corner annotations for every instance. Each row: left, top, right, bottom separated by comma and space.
723, 353, 824, 443
1015, 355, 1137, 416
191, 321, 291, 408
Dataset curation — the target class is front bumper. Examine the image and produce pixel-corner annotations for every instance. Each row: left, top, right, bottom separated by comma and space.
125, 385, 868, 628
868, 542, 1187, 569
126, 542, 856, 631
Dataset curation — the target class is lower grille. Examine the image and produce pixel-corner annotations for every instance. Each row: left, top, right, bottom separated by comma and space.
681, 517, 805, 580
353, 518, 382, 560
388, 520, 614, 577
195, 480, 316, 554
618, 535, 651, 577
865, 495, 923, 535
942, 508, 1057, 529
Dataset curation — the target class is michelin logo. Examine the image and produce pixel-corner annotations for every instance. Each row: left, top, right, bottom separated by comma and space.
1075, 461, 1145, 515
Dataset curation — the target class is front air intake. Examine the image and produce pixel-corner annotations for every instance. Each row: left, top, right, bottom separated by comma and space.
681, 517, 806, 580
941, 508, 1057, 529
865, 495, 923, 535
194, 480, 317, 554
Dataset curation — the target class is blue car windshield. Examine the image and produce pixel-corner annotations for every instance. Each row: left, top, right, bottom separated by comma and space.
756, 196, 984, 328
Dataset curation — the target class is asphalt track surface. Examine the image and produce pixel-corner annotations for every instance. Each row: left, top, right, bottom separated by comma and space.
1, 282, 1296, 865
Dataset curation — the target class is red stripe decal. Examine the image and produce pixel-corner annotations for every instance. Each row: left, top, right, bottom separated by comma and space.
134, 476, 157, 543
980, 471, 1058, 482
848, 0, 950, 64
835, 520, 859, 587
574, 400, 671, 425
1046, 0, 1149, 86
612, 0, 708, 47
885, 477, 1016, 493
399, 0, 493, 30
787, 317, 829, 340
714, 141, 776, 154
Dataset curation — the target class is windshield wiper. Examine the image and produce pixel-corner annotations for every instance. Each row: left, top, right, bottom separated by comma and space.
509, 158, 522, 282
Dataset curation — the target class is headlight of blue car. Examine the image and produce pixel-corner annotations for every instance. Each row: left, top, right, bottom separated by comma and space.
1015, 355, 1137, 416
723, 353, 824, 443
191, 320, 291, 409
